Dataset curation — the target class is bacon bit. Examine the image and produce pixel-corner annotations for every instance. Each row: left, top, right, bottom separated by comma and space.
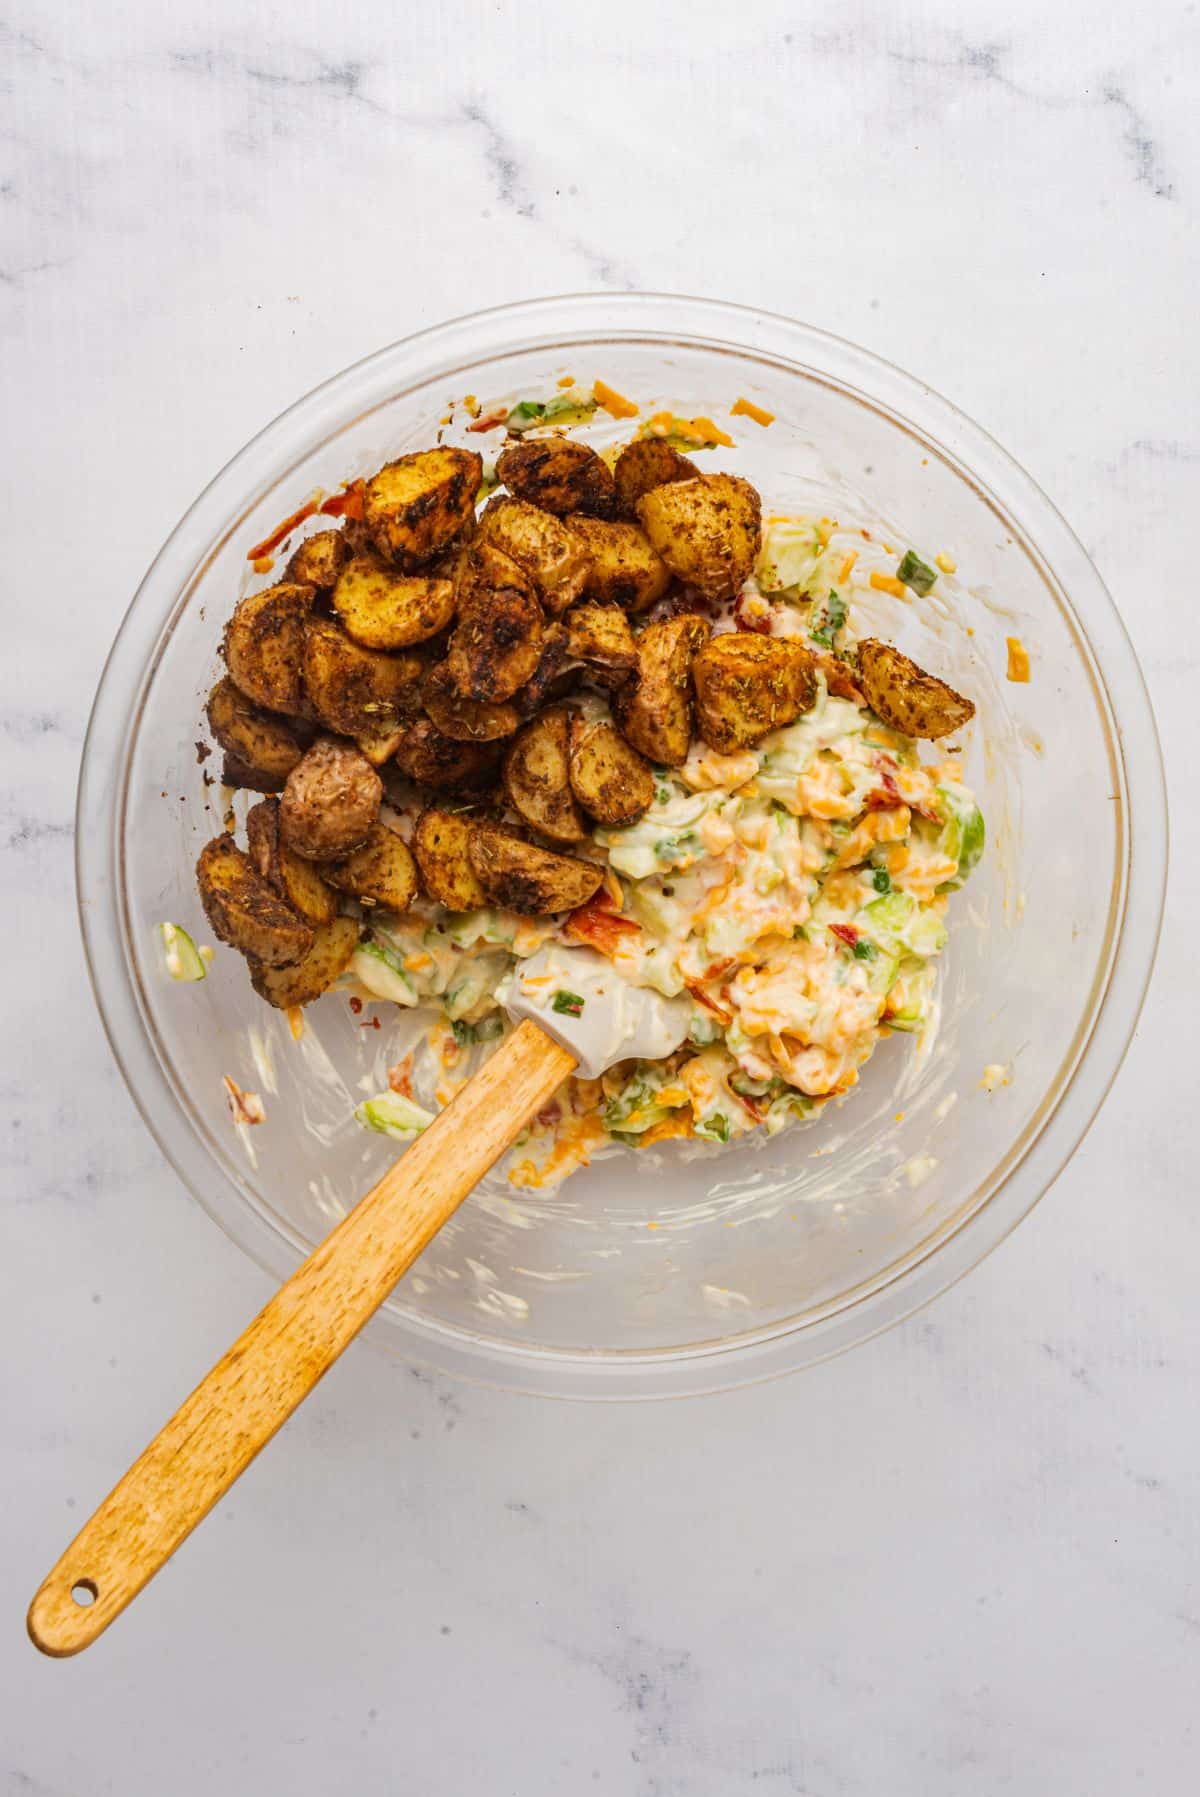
565, 893, 642, 957
349, 996, 363, 1015
223, 1076, 265, 1126
685, 981, 733, 1026
593, 378, 638, 419
870, 572, 907, 599
860, 528, 872, 541
703, 957, 737, 981
247, 497, 319, 561
468, 409, 508, 433
319, 479, 364, 522
286, 1006, 305, 1041
837, 551, 858, 582
865, 761, 904, 811
1006, 635, 1031, 682
733, 1088, 766, 1122
535, 1102, 562, 1129
557, 374, 575, 388
734, 590, 773, 634
813, 651, 864, 704
829, 923, 860, 948
730, 396, 775, 427
252, 554, 275, 575
388, 1053, 415, 1098
360, 1015, 382, 1029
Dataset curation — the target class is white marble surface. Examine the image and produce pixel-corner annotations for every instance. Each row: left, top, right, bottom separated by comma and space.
3, 1, 1196, 1790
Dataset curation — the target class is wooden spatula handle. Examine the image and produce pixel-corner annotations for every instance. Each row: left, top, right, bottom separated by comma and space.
28, 1019, 575, 1657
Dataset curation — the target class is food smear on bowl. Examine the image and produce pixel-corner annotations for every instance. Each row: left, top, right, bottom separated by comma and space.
195, 399, 983, 1185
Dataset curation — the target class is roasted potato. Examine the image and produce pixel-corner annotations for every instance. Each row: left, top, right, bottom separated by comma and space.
612, 438, 699, 518
563, 602, 639, 684
302, 616, 424, 737
250, 916, 361, 1009
354, 720, 409, 766
421, 660, 521, 742
565, 518, 672, 613
332, 556, 455, 652
496, 437, 615, 517
223, 581, 314, 714
637, 474, 762, 601
568, 720, 654, 825
363, 447, 482, 569
196, 834, 314, 968
611, 614, 711, 765
503, 706, 588, 845
391, 719, 501, 793
856, 640, 975, 739
476, 496, 590, 615
446, 544, 544, 703
514, 623, 577, 716
206, 677, 305, 790
245, 797, 339, 926
412, 807, 490, 911
279, 737, 382, 860
692, 633, 818, 753
468, 822, 603, 914
285, 528, 349, 591
321, 823, 418, 912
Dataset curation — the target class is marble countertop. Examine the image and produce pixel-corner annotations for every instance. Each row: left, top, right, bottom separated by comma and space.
3, 2, 1196, 1791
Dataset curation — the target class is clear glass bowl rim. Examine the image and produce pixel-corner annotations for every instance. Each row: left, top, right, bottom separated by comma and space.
76, 292, 1168, 1400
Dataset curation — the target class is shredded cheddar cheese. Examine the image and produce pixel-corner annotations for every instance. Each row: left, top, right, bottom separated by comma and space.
870, 572, 907, 599
463, 393, 481, 418
837, 551, 858, 582
935, 551, 957, 574
286, 1006, 305, 1042
730, 396, 775, 427
593, 379, 638, 419
1006, 636, 1031, 682
557, 373, 575, 388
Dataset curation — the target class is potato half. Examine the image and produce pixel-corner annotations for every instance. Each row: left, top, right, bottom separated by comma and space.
223, 581, 314, 715
611, 614, 711, 765
856, 640, 976, 739
568, 720, 654, 825
503, 706, 588, 844
332, 556, 455, 651
421, 661, 521, 743
566, 518, 671, 614
477, 496, 590, 615
612, 438, 699, 518
250, 916, 361, 1008
279, 737, 382, 860
321, 823, 419, 912
285, 528, 349, 591
206, 677, 305, 790
412, 807, 490, 912
563, 603, 639, 684
303, 616, 424, 737
468, 822, 603, 915
446, 544, 544, 703
692, 633, 818, 752
391, 719, 502, 793
496, 437, 615, 517
245, 797, 339, 926
196, 834, 314, 967
363, 447, 482, 569
636, 474, 762, 601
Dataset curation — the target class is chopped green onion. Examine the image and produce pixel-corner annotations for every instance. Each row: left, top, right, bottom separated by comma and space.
852, 938, 878, 961
872, 865, 892, 894
552, 990, 585, 1018
505, 399, 545, 430
696, 1112, 731, 1144
810, 588, 848, 649
451, 1018, 475, 1045
896, 550, 937, 596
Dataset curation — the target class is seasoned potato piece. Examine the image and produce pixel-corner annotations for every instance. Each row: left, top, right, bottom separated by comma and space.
332, 556, 455, 651
569, 720, 654, 825
611, 614, 711, 766
476, 496, 590, 615
446, 544, 544, 703
563, 603, 639, 683
285, 528, 349, 591
468, 822, 603, 915
245, 797, 338, 926
496, 437, 615, 517
363, 447, 482, 569
322, 823, 418, 912
612, 438, 699, 517
856, 640, 976, 738
221, 755, 292, 795
303, 616, 423, 737
503, 707, 588, 845
354, 720, 408, 766
514, 622, 577, 716
566, 518, 671, 614
391, 719, 501, 793
223, 581, 314, 714
693, 633, 818, 753
250, 916, 361, 1009
412, 807, 490, 911
196, 834, 314, 968
279, 737, 382, 860
421, 660, 520, 742
637, 474, 762, 601
206, 677, 304, 790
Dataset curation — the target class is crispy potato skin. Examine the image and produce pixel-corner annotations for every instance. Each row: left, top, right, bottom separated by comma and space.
391, 719, 501, 792
569, 719, 654, 825
332, 556, 455, 651
446, 544, 544, 703
285, 529, 349, 590
503, 706, 588, 844
496, 437, 615, 517
421, 661, 520, 742
279, 737, 382, 860
245, 797, 339, 926
196, 834, 314, 967
636, 474, 762, 601
250, 916, 361, 1008
856, 640, 975, 738
303, 616, 424, 736
206, 677, 304, 789
514, 622, 577, 716
321, 823, 418, 912
363, 448, 482, 569
563, 602, 639, 683
693, 633, 818, 752
412, 808, 490, 911
223, 582, 314, 714
476, 496, 590, 615
612, 439, 699, 518
611, 614, 711, 765
566, 517, 671, 613
468, 822, 603, 914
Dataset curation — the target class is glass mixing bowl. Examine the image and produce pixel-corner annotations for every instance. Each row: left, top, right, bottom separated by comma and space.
77, 295, 1166, 1398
